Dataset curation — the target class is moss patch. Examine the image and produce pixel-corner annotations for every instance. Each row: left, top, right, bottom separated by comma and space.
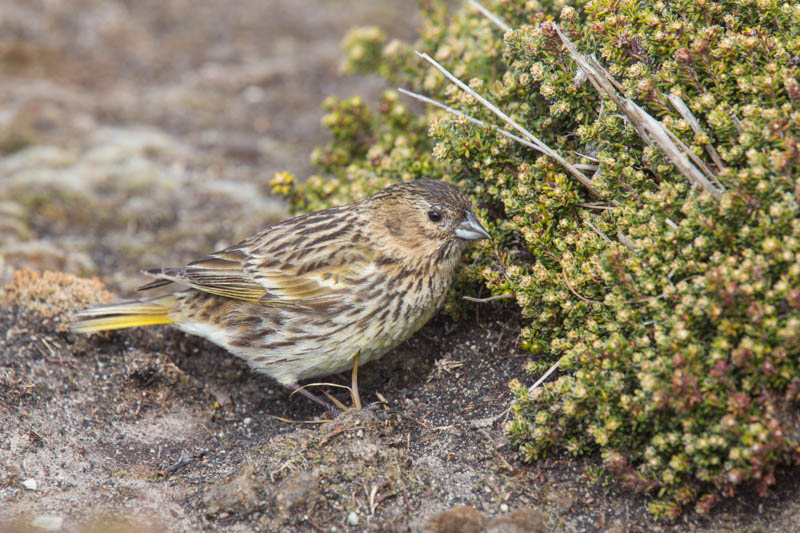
1, 269, 113, 325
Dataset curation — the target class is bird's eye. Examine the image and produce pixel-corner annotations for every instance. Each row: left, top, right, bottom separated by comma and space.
427, 210, 442, 223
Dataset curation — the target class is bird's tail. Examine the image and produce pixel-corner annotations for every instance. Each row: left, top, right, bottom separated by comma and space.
71, 295, 178, 333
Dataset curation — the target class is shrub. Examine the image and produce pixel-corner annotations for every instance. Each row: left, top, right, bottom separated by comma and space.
274, 0, 800, 518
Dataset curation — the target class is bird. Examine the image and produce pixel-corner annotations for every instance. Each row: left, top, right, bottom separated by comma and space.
72, 179, 491, 409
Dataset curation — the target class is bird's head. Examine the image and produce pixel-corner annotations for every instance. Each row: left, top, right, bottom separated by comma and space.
366, 179, 490, 260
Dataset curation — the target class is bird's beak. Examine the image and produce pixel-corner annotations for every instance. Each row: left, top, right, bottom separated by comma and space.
455, 211, 491, 240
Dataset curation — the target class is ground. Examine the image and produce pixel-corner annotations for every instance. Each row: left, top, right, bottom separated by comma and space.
1, 1, 800, 532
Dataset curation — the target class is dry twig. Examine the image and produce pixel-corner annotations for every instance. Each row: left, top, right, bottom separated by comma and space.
562, 268, 604, 305
528, 357, 562, 394
583, 219, 613, 244
399, 88, 548, 156
552, 24, 723, 201
462, 293, 515, 303
467, 0, 511, 32
667, 94, 726, 175
414, 51, 604, 199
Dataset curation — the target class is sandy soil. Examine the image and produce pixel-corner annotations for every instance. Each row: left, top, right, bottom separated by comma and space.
2, 1, 800, 532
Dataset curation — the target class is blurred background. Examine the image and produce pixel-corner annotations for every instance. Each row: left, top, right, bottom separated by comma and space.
0, 0, 416, 293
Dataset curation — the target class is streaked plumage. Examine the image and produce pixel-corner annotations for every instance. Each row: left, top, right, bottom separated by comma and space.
73, 179, 490, 404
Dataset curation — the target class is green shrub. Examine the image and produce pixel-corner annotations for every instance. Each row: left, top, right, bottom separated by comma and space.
274, 0, 800, 518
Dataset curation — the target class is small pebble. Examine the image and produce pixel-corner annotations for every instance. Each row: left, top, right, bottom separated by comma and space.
30, 515, 63, 531
346, 511, 359, 526
243, 85, 265, 103
22, 479, 38, 491
243, 417, 252, 426
500, 503, 509, 513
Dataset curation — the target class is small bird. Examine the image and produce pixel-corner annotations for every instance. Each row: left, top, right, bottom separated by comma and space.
73, 179, 490, 409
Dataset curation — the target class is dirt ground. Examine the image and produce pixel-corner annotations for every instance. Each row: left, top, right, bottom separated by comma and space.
2, 1, 800, 532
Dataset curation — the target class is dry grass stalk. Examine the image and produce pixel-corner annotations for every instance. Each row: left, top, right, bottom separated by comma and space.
415, 50, 604, 199
552, 24, 724, 201
467, 0, 511, 32
398, 88, 548, 156
528, 357, 562, 394
667, 94, 726, 175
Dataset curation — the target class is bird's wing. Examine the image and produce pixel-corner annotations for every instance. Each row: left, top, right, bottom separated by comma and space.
140, 247, 268, 302
244, 244, 374, 304
141, 210, 375, 306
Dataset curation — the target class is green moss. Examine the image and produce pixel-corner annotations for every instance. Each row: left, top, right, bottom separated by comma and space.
277, 0, 800, 519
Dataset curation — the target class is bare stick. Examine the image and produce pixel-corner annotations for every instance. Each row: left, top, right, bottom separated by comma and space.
462, 293, 515, 303
632, 105, 723, 199
399, 88, 547, 155
584, 219, 613, 244
579, 202, 617, 210
573, 151, 601, 162
617, 232, 637, 251
528, 357, 562, 393
729, 110, 744, 135
415, 51, 604, 199
552, 25, 723, 201
562, 268, 604, 304
467, 0, 511, 32
661, 122, 725, 190
667, 94, 726, 175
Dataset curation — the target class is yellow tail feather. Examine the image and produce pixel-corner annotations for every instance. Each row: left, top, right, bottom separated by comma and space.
72, 296, 176, 333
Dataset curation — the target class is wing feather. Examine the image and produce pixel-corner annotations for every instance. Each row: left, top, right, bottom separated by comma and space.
140, 209, 374, 307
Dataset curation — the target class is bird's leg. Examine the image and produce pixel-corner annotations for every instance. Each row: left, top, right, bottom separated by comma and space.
287, 349, 364, 413
350, 349, 362, 410
287, 383, 340, 414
